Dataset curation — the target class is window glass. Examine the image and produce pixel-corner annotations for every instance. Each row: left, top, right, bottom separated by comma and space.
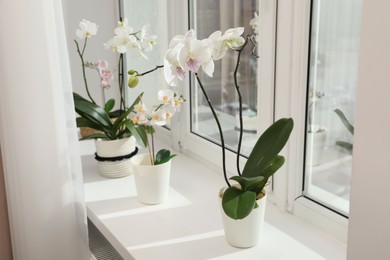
122, 0, 169, 107
304, 0, 362, 216
189, 0, 260, 156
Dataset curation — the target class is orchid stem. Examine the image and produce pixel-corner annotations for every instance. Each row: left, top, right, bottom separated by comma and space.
233, 35, 258, 177
233, 36, 250, 176
138, 65, 164, 76
118, 54, 125, 113
146, 129, 154, 165
74, 39, 96, 104
195, 73, 230, 187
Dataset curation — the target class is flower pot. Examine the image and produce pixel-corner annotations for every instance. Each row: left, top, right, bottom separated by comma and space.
131, 153, 171, 205
94, 136, 137, 178
306, 127, 327, 166
220, 189, 267, 248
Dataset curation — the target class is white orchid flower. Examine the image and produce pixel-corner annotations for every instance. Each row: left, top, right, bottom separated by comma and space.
224, 27, 245, 48
132, 112, 148, 125
164, 44, 186, 86
114, 18, 133, 36
76, 19, 98, 40
134, 102, 147, 113
209, 27, 245, 60
141, 34, 157, 52
162, 104, 176, 120
139, 24, 157, 52
172, 96, 185, 107
158, 89, 174, 104
151, 109, 167, 126
177, 34, 214, 76
105, 34, 140, 54
168, 29, 194, 48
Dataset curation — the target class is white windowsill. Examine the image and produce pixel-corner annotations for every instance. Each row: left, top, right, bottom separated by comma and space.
80, 140, 346, 260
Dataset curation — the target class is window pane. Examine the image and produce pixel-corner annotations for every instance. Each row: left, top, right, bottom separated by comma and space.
190, 0, 259, 156
304, 0, 362, 216
123, 1, 169, 108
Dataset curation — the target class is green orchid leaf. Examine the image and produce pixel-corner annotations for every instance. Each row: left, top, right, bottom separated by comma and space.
155, 149, 176, 165
104, 99, 115, 113
229, 175, 265, 192
249, 155, 285, 194
222, 187, 257, 220
108, 109, 124, 118
123, 120, 148, 148
242, 118, 293, 178
112, 93, 143, 134
75, 117, 103, 129
334, 109, 354, 135
73, 93, 113, 128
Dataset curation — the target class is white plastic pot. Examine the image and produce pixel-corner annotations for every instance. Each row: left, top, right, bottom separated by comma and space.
131, 153, 171, 205
220, 189, 267, 248
306, 127, 327, 166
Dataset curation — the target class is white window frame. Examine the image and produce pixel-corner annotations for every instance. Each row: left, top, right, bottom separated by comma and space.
274, 0, 348, 242
136, 0, 349, 243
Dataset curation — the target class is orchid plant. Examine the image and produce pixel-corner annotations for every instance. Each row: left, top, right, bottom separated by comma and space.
162, 27, 293, 220
73, 18, 183, 165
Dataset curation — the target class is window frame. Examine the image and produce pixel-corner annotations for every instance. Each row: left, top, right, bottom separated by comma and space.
274, 0, 349, 242
121, 0, 349, 243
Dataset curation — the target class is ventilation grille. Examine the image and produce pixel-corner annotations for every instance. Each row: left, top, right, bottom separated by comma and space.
88, 219, 124, 260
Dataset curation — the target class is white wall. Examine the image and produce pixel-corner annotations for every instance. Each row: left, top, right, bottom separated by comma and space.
347, 0, 390, 259
62, 0, 120, 108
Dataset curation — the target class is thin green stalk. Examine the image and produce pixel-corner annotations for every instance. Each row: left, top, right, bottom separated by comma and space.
151, 129, 155, 163
74, 39, 96, 104
146, 129, 154, 165
195, 73, 230, 187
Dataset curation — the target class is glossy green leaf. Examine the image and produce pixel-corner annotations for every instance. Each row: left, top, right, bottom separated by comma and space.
229, 176, 265, 193
222, 187, 257, 220
112, 93, 143, 134
242, 118, 293, 178
123, 120, 148, 148
73, 93, 113, 128
155, 149, 176, 165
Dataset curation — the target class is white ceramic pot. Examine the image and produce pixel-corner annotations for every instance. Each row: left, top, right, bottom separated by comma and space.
131, 153, 171, 205
306, 127, 327, 166
220, 189, 267, 248
94, 136, 136, 178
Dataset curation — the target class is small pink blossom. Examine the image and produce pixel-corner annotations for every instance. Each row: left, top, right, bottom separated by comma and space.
95, 60, 108, 71
99, 70, 113, 88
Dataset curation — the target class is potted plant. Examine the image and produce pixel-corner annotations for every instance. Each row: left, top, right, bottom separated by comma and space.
306, 89, 326, 166
129, 88, 184, 204
334, 108, 354, 154
163, 27, 294, 247
72, 18, 182, 178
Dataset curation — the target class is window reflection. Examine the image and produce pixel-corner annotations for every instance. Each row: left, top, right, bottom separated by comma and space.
304, 0, 362, 216
190, 0, 259, 156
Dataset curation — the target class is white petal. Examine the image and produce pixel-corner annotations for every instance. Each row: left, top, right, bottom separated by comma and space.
202, 58, 215, 77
